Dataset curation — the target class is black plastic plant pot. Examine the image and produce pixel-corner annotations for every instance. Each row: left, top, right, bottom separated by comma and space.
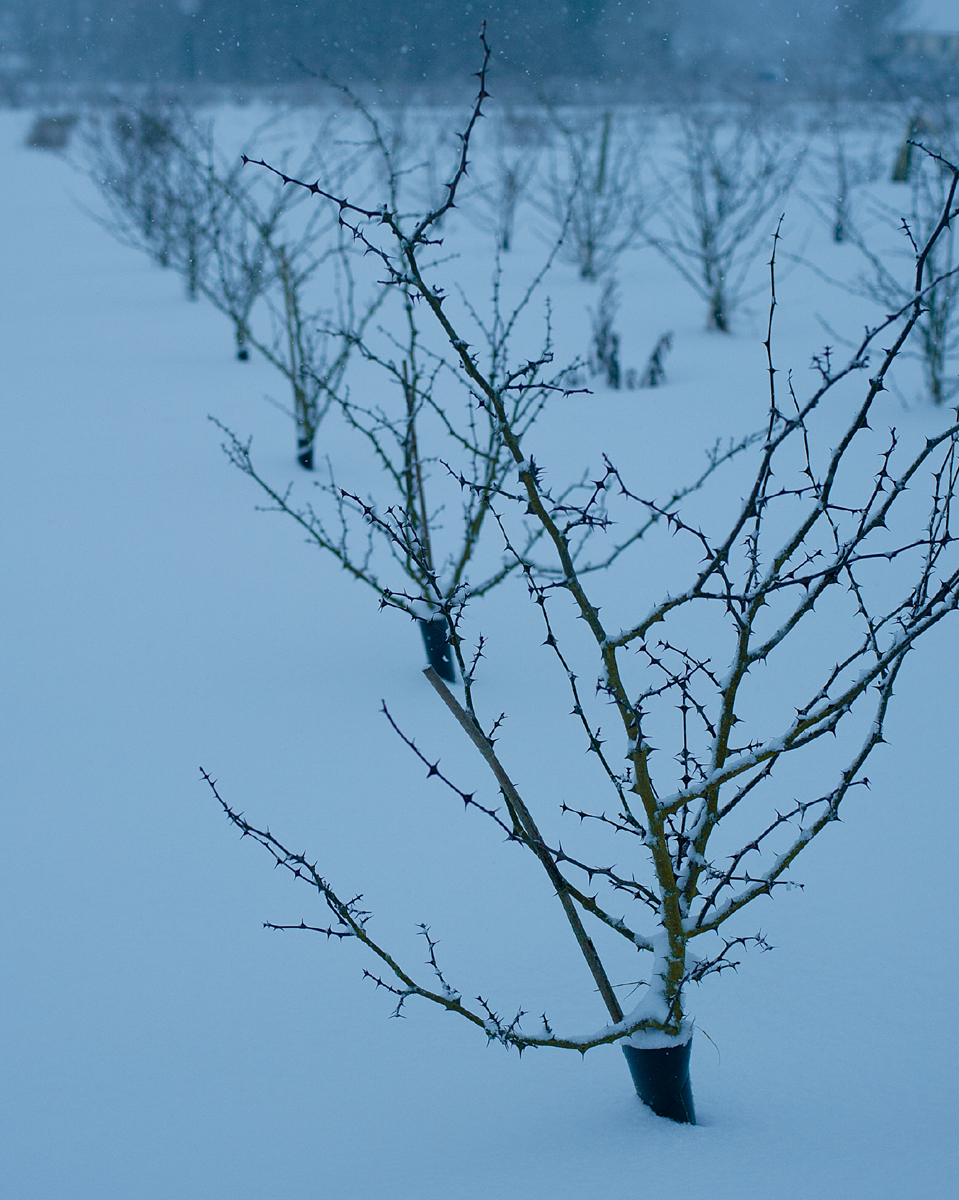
420, 615, 456, 682
297, 438, 314, 471
622, 1036, 696, 1124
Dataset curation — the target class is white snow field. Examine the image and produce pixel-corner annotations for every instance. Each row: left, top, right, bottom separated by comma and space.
2, 101, 957, 1199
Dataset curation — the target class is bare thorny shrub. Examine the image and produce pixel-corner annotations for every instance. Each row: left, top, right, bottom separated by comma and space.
82, 102, 379, 468
585, 275, 674, 390
801, 102, 888, 246
206, 150, 380, 470
810, 124, 959, 408
535, 107, 648, 282
588, 275, 622, 388
466, 107, 544, 255
82, 104, 223, 301
202, 41, 959, 1118
642, 105, 803, 332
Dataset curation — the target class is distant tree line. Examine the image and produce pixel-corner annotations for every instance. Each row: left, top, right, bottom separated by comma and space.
0, 0, 911, 94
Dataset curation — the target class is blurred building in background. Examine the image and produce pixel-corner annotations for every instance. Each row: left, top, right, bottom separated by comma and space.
0, 1, 948, 98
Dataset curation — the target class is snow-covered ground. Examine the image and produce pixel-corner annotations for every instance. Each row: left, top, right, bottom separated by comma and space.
2, 103, 957, 1199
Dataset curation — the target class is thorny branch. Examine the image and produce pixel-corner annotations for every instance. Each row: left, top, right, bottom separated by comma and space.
202, 767, 663, 1050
